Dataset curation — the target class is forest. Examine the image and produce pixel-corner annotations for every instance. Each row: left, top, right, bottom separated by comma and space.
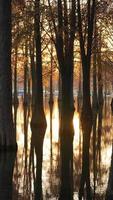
0, 0, 113, 199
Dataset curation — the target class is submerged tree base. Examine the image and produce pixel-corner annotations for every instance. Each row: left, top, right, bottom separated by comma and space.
0, 144, 17, 152
105, 192, 113, 200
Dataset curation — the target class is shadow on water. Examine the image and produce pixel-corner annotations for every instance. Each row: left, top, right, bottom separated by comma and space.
0, 152, 16, 200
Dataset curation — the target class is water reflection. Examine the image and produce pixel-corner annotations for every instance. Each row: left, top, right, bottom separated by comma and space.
0, 153, 16, 200
1, 97, 113, 199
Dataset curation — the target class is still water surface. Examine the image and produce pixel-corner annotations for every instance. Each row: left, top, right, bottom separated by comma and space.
1, 97, 112, 199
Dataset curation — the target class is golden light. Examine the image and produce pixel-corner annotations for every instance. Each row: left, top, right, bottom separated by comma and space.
73, 112, 80, 145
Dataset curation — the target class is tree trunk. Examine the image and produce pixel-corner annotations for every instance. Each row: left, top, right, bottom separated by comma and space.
31, 0, 46, 197
59, 67, 74, 200
33, 127, 45, 200
79, 60, 93, 200
0, 0, 17, 150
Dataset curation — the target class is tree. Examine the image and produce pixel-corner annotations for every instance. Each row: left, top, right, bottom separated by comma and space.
77, 0, 96, 199
0, 0, 16, 150
31, 0, 47, 198
48, 0, 76, 198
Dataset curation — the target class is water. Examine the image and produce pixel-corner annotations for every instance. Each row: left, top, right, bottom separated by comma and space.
0, 97, 112, 199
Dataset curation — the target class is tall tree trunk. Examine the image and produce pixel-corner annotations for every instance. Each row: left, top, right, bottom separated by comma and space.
48, 0, 76, 198
77, 0, 96, 198
31, 0, 47, 198
79, 61, 93, 200
31, 0, 46, 128
0, 0, 17, 150
59, 66, 74, 200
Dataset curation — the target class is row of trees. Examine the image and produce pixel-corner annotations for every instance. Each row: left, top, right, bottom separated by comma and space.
0, 0, 113, 199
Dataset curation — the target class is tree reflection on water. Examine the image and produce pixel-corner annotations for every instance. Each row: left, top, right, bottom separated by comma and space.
0, 97, 112, 199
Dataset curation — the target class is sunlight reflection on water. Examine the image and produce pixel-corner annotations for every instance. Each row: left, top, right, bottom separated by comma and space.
12, 97, 113, 199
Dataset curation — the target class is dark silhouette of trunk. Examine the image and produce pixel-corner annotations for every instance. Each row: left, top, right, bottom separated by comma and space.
31, 4, 47, 138
48, 1, 76, 197
31, 1, 47, 198
79, 61, 92, 200
33, 127, 46, 200
0, 0, 17, 150
105, 143, 113, 200
0, 152, 16, 199
31, 0, 46, 129
77, 0, 96, 199
59, 122, 74, 200
48, 0, 76, 197
59, 66, 74, 199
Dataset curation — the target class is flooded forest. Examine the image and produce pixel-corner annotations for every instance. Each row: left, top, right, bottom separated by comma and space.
0, 0, 113, 199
